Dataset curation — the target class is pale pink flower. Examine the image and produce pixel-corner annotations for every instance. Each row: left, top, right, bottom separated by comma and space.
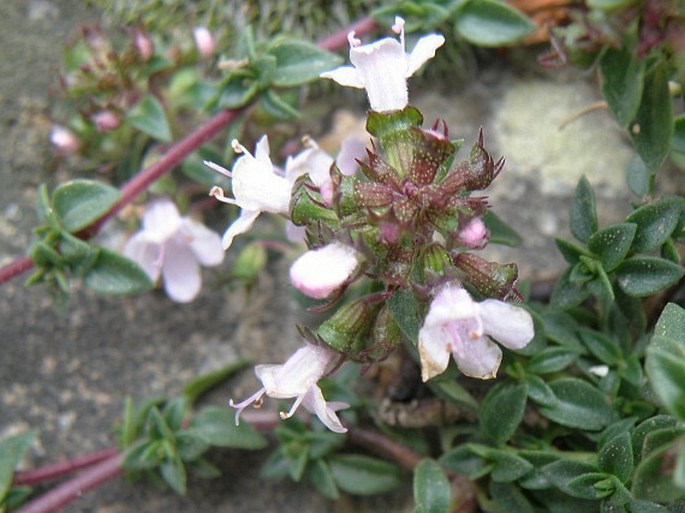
418, 284, 534, 381
285, 136, 366, 207
289, 242, 360, 299
50, 125, 81, 154
321, 16, 445, 112
134, 30, 154, 61
207, 136, 293, 249
457, 218, 488, 248
229, 344, 349, 433
92, 110, 121, 133
123, 199, 223, 302
193, 26, 215, 58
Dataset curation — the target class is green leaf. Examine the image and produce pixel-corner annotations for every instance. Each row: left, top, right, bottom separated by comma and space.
484, 210, 523, 246
181, 147, 231, 188
188, 406, 267, 449
182, 360, 249, 406
123, 440, 164, 470
440, 445, 493, 480
454, 0, 535, 47
588, 0, 637, 7
329, 454, 401, 495
588, 223, 637, 272
186, 458, 221, 479
485, 449, 534, 483
538, 378, 614, 430
616, 257, 685, 297
543, 459, 607, 499
629, 63, 673, 172
388, 288, 421, 342
600, 46, 645, 127
555, 238, 591, 265
260, 89, 300, 120
646, 334, 685, 420
83, 248, 153, 295
426, 372, 479, 412
527, 347, 578, 374
161, 453, 187, 495
526, 374, 558, 407
0, 431, 35, 504
268, 37, 342, 87
599, 432, 634, 483
579, 330, 622, 366
414, 459, 451, 513
306, 459, 339, 500
626, 153, 653, 197
127, 94, 172, 142
632, 443, 685, 502
489, 481, 536, 513
163, 397, 187, 431
146, 407, 175, 441
551, 266, 590, 309
176, 431, 210, 461
215, 76, 259, 109
654, 303, 685, 344
570, 176, 598, 244
52, 179, 121, 233
631, 416, 678, 460
628, 499, 670, 513
480, 381, 528, 445
626, 197, 683, 253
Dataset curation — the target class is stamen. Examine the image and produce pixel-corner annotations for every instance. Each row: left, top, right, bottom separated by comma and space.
347, 31, 361, 48
204, 160, 232, 178
231, 139, 247, 154
392, 16, 405, 49
209, 186, 237, 205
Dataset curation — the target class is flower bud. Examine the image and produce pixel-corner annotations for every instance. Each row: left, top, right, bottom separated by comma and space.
421, 243, 452, 276
134, 30, 154, 61
457, 217, 488, 249
442, 129, 503, 193
92, 110, 121, 132
50, 126, 81, 154
453, 252, 520, 301
317, 298, 382, 360
289, 242, 360, 299
193, 27, 215, 58
289, 175, 339, 227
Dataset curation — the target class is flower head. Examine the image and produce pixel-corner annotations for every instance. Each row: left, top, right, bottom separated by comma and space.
418, 284, 534, 381
207, 136, 293, 249
193, 26, 215, 58
289, 242, 361, 299
123, 199, 223, 302
229, 344, 349, 433
321, 16, 445, 112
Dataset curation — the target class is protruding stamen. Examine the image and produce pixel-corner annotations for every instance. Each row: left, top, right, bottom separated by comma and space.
209, 186, 237, 205
204, 160, 232, 178
347, 31, 361, 48
231, 139, 248, 154
392, 16, 405, 48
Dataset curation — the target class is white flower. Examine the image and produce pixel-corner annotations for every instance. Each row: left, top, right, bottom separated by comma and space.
289, 242, 360, 299
123, 199, 223, 302
207, 136, 293, 250
229, 344, 349, 433
285, 136, 366, 207
50, 125, 81, 154
193, 26, 215, 58
320, 16, 445, 112
418, 284, 534, 381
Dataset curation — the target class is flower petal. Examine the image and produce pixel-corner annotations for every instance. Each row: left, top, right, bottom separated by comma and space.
289, 242, 359, 299
161, 240, 201, 302
142, 199, 182, 241
181, 219, 224, 266
232, 153, 292, 213
451, 335, 502, 379
418, 324, 451, 381
336, 136, 367, 176
479, 300, 535, 350
254, 135, 272, 167
123, 232, 162, 282
406, 34, 445, 76
320, 66, 365, 88
302, 385, 348, 433
222, 209, 260, 250
423, 285, 479, 328
349, 38, 409, 112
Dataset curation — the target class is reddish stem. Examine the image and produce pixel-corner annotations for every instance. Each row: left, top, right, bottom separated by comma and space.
0, 256, 34, 285
82, 108, 243, 238
15, 454, 123, 513
316, 16, 378, 50
13, 447, 119, 486
346, 426, 423, 471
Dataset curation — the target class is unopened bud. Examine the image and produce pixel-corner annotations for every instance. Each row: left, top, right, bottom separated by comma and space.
232, 243, 267, 282
317, 298, 382, 360
457, 217, 488, 249
193, 27, 215, 58
134, 31, 154, 61
92, 110, 120, 132
453, 252, 520, 300
50, 126, 81, 154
